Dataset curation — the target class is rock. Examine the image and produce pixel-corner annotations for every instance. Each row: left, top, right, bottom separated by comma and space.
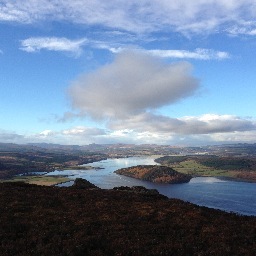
72, 178, 98, 189
131, 186, 159, 195
113, 185, 167, 198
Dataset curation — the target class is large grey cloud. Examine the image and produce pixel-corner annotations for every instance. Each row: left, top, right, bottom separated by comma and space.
69, 51, 199, 119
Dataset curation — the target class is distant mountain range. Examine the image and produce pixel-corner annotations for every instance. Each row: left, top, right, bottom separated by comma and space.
0, 142, 256, 156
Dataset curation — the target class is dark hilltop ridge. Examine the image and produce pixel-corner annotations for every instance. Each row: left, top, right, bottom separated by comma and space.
115, 165, 192, 184
1, 179, 256, 256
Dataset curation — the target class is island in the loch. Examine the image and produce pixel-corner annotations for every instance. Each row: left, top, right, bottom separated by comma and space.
115, 165, 192, 184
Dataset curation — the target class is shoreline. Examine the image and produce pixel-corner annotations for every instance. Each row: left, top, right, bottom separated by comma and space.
2, 154, 256, 185
189, 173, 256, 183
215, 175, 256, 183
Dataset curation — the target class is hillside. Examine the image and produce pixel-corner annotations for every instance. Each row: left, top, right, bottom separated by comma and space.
0, 181, 256, 255
115, 165, 192, 184
155, 155, 256, 182
0, 150, 106, 179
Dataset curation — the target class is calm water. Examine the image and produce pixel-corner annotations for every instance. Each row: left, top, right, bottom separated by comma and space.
46, 156, 256, 216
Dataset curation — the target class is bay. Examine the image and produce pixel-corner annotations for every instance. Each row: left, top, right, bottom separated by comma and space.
46, 156, 256, 216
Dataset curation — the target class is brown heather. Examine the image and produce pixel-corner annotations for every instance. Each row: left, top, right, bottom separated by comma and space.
0, 181, 256, 255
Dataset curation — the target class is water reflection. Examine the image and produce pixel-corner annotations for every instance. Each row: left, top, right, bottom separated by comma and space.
189, 177, 227, 183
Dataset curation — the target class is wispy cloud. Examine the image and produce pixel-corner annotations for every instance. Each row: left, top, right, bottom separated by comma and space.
106, 47, 230, 60
20, 37, 87, 56
227, 24, 256, 36
146, 48, 229, 60
1, 0, 256, 35
21, 35, 229, 60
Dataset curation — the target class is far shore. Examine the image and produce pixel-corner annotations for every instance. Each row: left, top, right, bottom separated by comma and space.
56, 165, 104, 171
0, 175, 71, 186
1, 155, 256, 186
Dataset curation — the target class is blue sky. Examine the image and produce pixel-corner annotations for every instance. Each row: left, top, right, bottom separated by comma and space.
1, 0, 256, 145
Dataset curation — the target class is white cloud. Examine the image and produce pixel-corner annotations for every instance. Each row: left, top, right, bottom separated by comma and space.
69, 51, 199, 119
146, 48, 229, 60
1, 118, 256, 145
19, 35, 229, 60
19, 36, 230, 60
25, 126, 107, 144
227, 24, 256, 36
62, 126, 106, 136
208, 130, 256, 143
78, 39, 230, 60
107, 47, 230, 60
1, 0, 256, 34
39, 130, 55, 137
20, 37, 87, 56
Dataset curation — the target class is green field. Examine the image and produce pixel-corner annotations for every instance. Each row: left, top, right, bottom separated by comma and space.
160, 159, 235, 178
0, 175, 70, 186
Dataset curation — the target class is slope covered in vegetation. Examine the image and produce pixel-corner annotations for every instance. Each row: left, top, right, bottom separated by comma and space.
0, 181, 256, 255
156, 155, 256, 182
115, 165, 192, 183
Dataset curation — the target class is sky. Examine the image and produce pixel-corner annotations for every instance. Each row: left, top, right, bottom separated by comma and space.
1, 0, 256, 146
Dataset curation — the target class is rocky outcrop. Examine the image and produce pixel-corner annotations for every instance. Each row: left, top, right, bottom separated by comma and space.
115, 165, 192, 184
72, 178, 99, 189
113, 186, 166, 198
